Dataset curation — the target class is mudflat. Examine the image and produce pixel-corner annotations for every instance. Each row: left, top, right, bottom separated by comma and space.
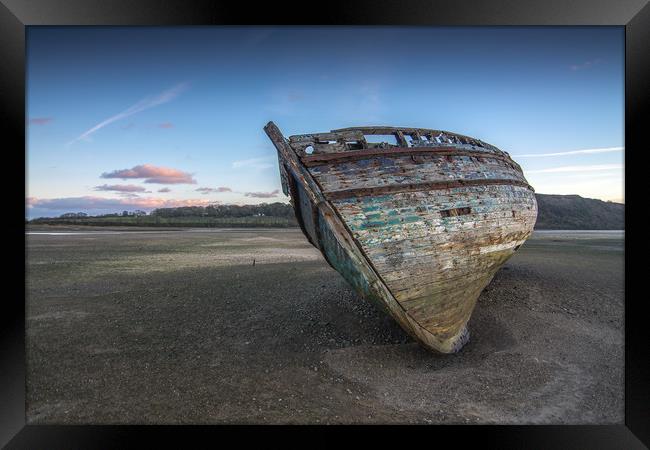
26, 226, 624, 424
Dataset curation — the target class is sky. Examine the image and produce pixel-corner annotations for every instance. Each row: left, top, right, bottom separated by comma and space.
26, 26, 624, 218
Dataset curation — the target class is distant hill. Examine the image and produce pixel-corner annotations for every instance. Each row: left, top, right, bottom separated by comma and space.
535, 194, 624, 230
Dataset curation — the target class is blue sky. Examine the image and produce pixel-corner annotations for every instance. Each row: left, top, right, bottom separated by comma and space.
26, 26, 624, 218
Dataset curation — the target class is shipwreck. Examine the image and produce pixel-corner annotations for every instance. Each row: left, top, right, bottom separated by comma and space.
264, 121, 537, 353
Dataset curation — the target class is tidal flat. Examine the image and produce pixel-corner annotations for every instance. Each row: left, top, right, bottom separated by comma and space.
26, 226, 624, 424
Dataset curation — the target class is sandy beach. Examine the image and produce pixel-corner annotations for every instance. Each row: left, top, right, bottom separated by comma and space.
25, 226, 624, 424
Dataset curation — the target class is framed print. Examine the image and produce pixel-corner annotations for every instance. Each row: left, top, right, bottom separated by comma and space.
2, 0, 647, 447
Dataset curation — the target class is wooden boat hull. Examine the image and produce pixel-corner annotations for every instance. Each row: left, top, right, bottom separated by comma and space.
264, 122, 537, 353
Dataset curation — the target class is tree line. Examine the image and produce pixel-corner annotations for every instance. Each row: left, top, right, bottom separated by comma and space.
150, 202, 295, 218
30, 202, 296, 221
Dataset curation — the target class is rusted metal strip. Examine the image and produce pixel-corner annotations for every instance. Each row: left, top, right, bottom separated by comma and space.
301, 146, 519, 170
325, 178, 534, 201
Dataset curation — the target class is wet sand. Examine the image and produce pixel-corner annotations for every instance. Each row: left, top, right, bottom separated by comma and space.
25, 226, 624, 424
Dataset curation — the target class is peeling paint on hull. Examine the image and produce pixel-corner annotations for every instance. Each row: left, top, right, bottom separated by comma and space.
264, 122, 537, 353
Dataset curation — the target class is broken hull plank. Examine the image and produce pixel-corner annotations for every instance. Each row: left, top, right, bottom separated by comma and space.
264, 121, 537, 353
310, 153, 527, 194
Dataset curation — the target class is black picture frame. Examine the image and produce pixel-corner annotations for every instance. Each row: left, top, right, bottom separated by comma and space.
2, 0, 646, 447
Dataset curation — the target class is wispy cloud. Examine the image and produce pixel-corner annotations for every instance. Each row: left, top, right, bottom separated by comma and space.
101, 164, 196, 184
67, 82, 189, 146
158, 122, 174, 129
158, 187, 171, 193
196, 186, 233, 194
358, 80, 382, 121
29, 117, 54, 125
243, 29, 276, 49
265, 89, 305, 115
525, 164, 623, 174
335, 79, 386, 124
245, 189, 280, 198
514, 146, 623, 158
232, 156, 276, 170
287, 91, 304, 102
94, 184, 149, 193
570, 58, 603, 71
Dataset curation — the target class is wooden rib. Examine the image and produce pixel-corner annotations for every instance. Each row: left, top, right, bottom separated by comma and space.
325, 178, 534, 200
331, 126, 494, 148
333, 125, 460, 137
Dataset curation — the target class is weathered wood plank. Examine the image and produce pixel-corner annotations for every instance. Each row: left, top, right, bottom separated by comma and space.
301, 147, 513, 167
289, 130, 366, 143
310, 155, 526, 195
330, 180, 536, 310
325, 179, 533, 201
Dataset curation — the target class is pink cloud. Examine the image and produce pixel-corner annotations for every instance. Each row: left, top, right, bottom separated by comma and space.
29, 117, 53, 125
158, 122, 174, 129
101, 164, 196, 184
244, 189, 280, 198
94, 184, 148, 193
144, 176, 195, 184
117, 192, 142, 198
27, 196, 215, 211
158, 187, 171, 193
